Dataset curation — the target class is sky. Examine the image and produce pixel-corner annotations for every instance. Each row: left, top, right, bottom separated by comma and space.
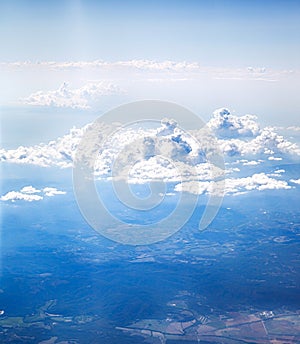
1, 0, 300, 66
1, 0, 300, 240
0, 0, 300, 146
1, 3, 300, 338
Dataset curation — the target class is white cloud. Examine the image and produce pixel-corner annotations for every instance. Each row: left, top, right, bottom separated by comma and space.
287, 126, 300, 132
43, 187, 66, 197
126, 159, 223, 184
208, 108, 260, 138
0, 126, 85, 168
0, 191, 43, 202
242, 160, 261, 166
252, 127, 300, 156
1, 186, 66, 202
1, 109, 300, 171
22, 81, 122, 109
1, 60, 201, 72
290, 178, 300, 185
268, 156, 283, 161
1, 60, 296, 83
175, 173, 292, 196
20, 185, 41, 194
0, 59, 299, 87
208, 110, 300, 158
247, 67, 266, 73
1, 108, 299, 198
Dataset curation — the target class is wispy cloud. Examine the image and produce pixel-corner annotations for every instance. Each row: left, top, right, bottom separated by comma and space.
1, 60, 201, 72
1, 60, 296, 82
287, 126, 300, 132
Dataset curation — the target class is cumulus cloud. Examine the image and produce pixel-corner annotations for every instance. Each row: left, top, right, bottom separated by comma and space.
290, 178, 300, 185
241, 160, 262, 166
0, 191, 43, 202
1, 108, 299, 198
20, 185, 41, 194
22, 81, 122, 109
1, 109, 300, 171
0, 186, 66, 202
175, 173, 292, 196
268, 156, 283, 161
207, 109, 300, 158
249, 127, 300, 156
43, 187, 66, 197
127, 159, 223, 184
208, 108, 260, 138
0, 126, 85, 168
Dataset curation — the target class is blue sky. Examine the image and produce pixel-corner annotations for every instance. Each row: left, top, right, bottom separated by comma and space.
0, 0, 300, 142
1, 0, 300, 67
1, 4, 300, 340
1, 0, 300, 244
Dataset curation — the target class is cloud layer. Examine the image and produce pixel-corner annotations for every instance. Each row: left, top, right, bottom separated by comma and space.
2, 60, 296, 81
1, 59, 201, 72
1, 108, 299, 196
